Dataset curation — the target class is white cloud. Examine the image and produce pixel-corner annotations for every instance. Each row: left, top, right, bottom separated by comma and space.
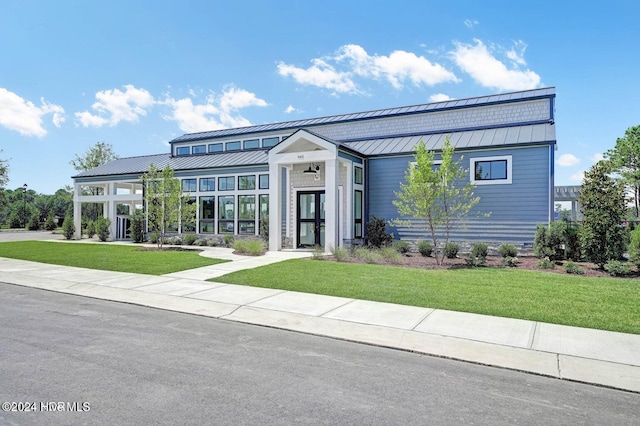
336, 44, 459, 89
591, 152, 604, 162
570, 171, 585, 183
162, 87, 268, 133
285, 105, 296, 114
277, 44, 458, 94
277, 58, 358, 94
506, 40, 528, 66
75, 84, 155, 127
450, 39, 541, 91
557, 153, 580, 167
0, 88, 65, 137
429, 93, 452, 102
464, 19, 479, 29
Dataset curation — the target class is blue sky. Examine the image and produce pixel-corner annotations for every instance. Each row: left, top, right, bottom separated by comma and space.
1, 0, 639, 194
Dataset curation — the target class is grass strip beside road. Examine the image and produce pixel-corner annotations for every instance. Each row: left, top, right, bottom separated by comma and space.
213, 259, 640, 335
0, 241, 228, 275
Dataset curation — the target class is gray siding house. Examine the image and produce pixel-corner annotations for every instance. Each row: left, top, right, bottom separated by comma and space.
72, 87, 557, 251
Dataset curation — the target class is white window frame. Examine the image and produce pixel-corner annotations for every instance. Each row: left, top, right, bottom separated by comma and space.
470, 155, 512, 185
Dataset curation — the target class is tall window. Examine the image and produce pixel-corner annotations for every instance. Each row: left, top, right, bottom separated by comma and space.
354, 166, 363, 185
182, 196, 197, 232
199, 178, 215, 192
259, 174, 269, 189
182, 179, 196, 192
238, 195, 256, 234
354, 190, 363, 238
218, 177, 235, 191
218, 196, 235, 233
260, 195, 269, 219
238, 175, 256, 190
199, 196, 215, 233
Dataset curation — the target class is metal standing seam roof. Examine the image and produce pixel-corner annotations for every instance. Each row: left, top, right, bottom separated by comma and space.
342, 123, 555, 156
73, 150, 269, 179
170, 87, 556, 143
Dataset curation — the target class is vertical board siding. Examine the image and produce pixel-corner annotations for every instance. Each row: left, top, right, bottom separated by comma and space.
368, 145, 551, 243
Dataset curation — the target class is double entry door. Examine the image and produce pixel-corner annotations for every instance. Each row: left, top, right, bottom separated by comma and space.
297, 191, 325, 248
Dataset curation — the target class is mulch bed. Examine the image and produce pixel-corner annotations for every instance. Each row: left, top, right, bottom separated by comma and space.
323, 253, 631, 278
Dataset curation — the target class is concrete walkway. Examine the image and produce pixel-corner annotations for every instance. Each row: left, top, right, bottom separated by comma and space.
0, 233, 638, 393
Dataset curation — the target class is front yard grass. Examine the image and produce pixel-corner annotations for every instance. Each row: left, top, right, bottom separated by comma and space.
0, 241, 228, 275
213, 259, 640, 334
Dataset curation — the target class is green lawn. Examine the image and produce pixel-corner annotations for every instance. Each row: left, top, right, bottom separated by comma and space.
0, 241, 228, 275
213, 259, 640, 334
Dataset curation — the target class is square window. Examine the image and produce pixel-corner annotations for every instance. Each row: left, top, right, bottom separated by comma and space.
200, 178, 215, 192
218, 177, 235, 191
182, 179, 196, 192
238, 175, 256, 190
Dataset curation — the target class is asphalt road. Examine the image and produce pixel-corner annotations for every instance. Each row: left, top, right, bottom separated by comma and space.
1, 283, 638, 425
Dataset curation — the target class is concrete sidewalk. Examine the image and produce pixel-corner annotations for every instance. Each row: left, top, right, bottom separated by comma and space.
0, 250, 639, 393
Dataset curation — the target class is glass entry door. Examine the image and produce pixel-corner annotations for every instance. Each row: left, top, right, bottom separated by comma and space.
297, 191, 325, 248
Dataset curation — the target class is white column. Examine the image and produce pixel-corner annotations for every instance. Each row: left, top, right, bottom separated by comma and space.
73, 183, 82, 240
268, 165, 282, 251
324, 158, 339, 253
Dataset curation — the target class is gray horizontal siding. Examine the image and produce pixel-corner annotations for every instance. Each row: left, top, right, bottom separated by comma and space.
368, 145, 551, 243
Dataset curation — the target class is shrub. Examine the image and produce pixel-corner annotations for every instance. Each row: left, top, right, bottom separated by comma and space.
604, 260, 631, 277
498, 243, 518, 258
393, 240, 410, 254
366, 215, 393, 248
62, 217, 75, 240
534, 222, 567, 261
44, 214, 57, 231
536, 257, 554, 269
465, 243, 488, 267
564, 261, 585, 275
233, 238, 264, 256
417, 241, 433, 257
96, 217, 111, 242
565, 224, 582, 261
129, 211, 145, 243
330, 245, 349, 262
259, 214, 269, 243
183, 234, 197, 245
27, 213, 40, 231
354, 247, 383, 264
164, 236, 183, 245
194, 238, 208, 246
629, 226, 640, 267
381, 247, 402, 264
207, 239, 219, 247
501, 256, 519, 267
443, 242, 459, 259
86, 221, 96, 238
8, 212, 22, 229
311, 246, 325, 260
149, 232, 162, 245
223, 235, 235, 247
